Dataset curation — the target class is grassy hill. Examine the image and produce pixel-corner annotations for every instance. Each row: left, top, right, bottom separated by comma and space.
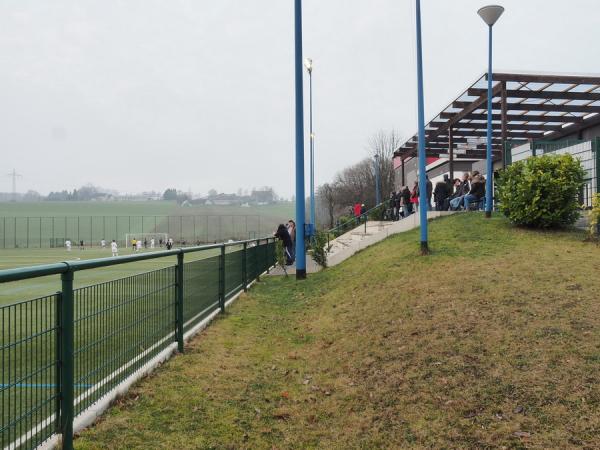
75, 214, 600, 449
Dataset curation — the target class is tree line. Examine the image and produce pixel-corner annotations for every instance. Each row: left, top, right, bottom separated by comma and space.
316, 130, 401, 228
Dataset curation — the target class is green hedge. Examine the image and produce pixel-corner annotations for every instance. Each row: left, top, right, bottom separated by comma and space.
497, 153, 585, 228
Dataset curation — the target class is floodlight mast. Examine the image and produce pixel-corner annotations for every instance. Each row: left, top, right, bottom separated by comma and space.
478, 5, 504, 218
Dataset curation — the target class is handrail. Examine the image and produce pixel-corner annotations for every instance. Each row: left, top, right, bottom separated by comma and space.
0, 236, 275, 284
327, 202, 388, 236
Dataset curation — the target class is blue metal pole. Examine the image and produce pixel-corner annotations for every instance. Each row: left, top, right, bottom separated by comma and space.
309, 69, 315, 234
294, 0, 307, 279
374, 158, 381, 205
485, 24, 494, 218
415, 0, 429, 254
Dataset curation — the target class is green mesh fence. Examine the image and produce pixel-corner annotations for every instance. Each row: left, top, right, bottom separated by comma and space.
73, 266, 177, 415
182, 256, 220, 333
0, 215, 279, 249
1, 294, 59, 450
0, 237, 276, 450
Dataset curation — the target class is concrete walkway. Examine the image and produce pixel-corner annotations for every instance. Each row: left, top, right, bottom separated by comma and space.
268, 211, 456, 276
326, 211, 456, 267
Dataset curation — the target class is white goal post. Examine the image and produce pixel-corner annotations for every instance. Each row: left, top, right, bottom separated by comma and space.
125, 233, 169, 248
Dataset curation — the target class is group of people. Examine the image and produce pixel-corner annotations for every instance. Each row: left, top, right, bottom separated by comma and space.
274, 219, 296, 266
387, 176, 433, 220
387, 171, 487, 218
437, 171, 487, 211
129, 237, 156, 251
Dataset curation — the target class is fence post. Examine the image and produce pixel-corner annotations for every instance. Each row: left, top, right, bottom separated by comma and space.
54, 291, 62, 433
242, 242, 248, 292
219, 245, 225, 313
267, 238, 273, 273
175, 251, 184, 353
59, 269, 75, 450
255, 239, 261, 281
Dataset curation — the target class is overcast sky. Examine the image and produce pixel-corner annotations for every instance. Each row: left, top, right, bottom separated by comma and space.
1, 0, 599, 197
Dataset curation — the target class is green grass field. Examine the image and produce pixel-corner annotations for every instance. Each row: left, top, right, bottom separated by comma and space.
74, 214, 600, 449
0, 246, 219, 306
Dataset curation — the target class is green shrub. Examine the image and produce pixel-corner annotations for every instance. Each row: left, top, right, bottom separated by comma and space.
311, 231, 328, 268
496, 153, 585, 228
589, 193, 600, 239
274, 239, 287, 275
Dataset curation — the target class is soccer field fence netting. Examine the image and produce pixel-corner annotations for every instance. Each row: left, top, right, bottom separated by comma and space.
0, 215, 278, 249
0, 236, 276, 450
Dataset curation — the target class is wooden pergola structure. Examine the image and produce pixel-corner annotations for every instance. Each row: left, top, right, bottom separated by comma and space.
394, 71, 600, 182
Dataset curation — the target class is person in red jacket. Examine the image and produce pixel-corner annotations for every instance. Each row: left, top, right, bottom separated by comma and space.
353, 203, 362, 221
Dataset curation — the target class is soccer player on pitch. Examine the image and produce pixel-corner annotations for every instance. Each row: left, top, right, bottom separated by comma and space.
111, 240, 118, 257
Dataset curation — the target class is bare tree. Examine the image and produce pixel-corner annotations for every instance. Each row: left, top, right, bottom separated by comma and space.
315, 129, 403, 228
367, 130, 402, 198
317, 182, 337, 228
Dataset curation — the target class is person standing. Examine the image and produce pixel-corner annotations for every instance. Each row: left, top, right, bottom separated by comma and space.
353, 203, 362, 222
287, 220, 296, 262
111, 240, 119, 257
434, 175, 451, 211
275, 224, 294, 265
100, 239, 106, 249
150, 238, 155, 249
426, 176, 433, 210
410, 181, 419, 212
401, 185, 412, 216
65, 239, 72, 252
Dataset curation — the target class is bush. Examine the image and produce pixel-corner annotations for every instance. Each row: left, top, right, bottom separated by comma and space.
496, 153, 585, 228
311, 231, 328, 268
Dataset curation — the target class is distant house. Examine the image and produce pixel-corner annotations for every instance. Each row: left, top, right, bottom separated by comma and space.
205, 193, 241, 206
251, 189, 275, 204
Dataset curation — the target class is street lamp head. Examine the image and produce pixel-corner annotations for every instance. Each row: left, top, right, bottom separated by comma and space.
304, 58, 313, 73
477, 5, 504, 27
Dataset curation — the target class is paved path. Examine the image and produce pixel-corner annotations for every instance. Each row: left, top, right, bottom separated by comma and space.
267, 211, 456, 276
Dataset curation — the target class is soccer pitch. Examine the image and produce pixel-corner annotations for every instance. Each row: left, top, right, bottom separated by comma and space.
0, 245, 220, 307
0, 201, 294, 249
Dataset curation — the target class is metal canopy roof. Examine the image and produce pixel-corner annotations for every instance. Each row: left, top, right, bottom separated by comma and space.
394, 71, 600, 162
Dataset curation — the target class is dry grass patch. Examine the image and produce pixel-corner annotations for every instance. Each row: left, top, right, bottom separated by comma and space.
76, 214, 600, 449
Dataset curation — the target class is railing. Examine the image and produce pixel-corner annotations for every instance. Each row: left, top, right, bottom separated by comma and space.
0, 237, 276, 450
326, 203, 389, 249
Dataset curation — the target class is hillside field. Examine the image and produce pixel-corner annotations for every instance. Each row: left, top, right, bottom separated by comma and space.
75, 214, 600, 449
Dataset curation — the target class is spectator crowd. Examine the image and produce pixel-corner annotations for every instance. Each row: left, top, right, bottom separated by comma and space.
386, 171, 487, 220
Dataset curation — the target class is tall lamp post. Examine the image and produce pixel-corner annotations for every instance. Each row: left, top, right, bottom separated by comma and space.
304, 57, 315, 236
415, 0, 428, 254
478, 4, 504, 219
294, 0, 306, 279
374, 154, 381, 205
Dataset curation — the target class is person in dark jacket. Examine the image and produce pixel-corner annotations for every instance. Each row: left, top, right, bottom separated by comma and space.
401, 186, 412, 216
434, 174, 451, 211
463, 174, 486, 210
449, 172, 471, 210
426, 176, 433, 209
274, 224, 294, 265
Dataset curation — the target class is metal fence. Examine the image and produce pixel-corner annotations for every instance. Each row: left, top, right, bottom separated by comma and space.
0, 215, 283, 249
0, 237, 276, 450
